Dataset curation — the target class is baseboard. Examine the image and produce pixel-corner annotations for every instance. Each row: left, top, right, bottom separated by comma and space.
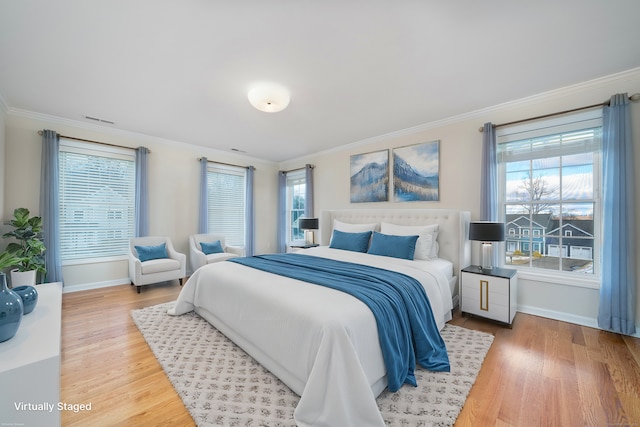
62, 278, 130, 293
517, 304, 640, 338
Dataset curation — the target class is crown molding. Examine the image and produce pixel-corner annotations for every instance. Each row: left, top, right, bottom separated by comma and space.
298, 66, 640, 163
4, 67, 639, 167
5, 107, 277, 167
7, 106, 121, 135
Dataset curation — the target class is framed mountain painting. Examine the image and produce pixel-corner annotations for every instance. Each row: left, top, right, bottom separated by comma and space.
393, 140, 439, 202
350, 149, 389, 203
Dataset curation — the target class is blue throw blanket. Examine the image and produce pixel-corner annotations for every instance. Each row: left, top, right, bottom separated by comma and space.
229, 253, 450, 392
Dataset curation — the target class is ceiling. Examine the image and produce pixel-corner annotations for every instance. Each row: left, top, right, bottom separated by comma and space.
1, 1, 639, 162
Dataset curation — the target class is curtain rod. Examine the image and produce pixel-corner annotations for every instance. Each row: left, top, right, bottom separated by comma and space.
198, 157, 251, 169
478, 92, 640, 132
281, 164, 315, 174
37, 130, 151, 153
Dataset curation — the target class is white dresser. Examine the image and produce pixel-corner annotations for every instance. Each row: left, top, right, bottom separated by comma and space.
0, 282, 63, 427
461, 266, 518, 326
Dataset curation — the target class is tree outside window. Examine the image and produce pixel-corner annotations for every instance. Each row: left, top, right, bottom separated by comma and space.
500, 125, 600, 275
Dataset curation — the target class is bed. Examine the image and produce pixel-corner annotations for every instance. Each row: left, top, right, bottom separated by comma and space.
169, 209, 471, 426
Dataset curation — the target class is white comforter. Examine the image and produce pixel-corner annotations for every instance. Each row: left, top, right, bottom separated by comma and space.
169, 246, 453, 427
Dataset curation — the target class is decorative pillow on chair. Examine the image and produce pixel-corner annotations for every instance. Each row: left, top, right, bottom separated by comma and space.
367, 232, 419, 260
135, 243, 168, 262
329, 230, 372, 253
201, 240, 224, 255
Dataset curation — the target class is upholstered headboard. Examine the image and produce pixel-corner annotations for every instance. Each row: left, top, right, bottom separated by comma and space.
319, 209, 471, 295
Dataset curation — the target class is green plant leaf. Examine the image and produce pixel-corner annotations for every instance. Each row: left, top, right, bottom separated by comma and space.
2, 208, 47, 275
0, 251, 22, 271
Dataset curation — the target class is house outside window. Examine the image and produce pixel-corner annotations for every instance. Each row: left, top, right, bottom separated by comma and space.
207, 164, 246, 247
286, 170, 306, 242
59, 139, 136, 262
498, 110, 601, 276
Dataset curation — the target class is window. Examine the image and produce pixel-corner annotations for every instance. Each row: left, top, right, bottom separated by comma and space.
207, 164, 246, 246
286, 170, 306, 242
498, 110, 601, 276
59, 140, 136, 262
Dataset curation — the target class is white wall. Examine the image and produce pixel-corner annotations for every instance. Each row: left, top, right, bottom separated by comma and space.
3, 68, 639, 333
3, 113, 279, 290
280, 68, 640, 333
0, 101, 5, 225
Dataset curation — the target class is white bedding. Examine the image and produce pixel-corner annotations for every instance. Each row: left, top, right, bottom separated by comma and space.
169, 246, 452, 427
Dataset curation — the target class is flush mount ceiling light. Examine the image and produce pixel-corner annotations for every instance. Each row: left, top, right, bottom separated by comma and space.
247, 82, 290, 113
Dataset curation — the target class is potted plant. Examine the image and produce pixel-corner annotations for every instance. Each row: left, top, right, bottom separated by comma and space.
2, 208, 46, 286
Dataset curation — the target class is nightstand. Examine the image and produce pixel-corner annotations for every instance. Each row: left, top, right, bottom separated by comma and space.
461, 265, 518, 326
289, 242, 319, 252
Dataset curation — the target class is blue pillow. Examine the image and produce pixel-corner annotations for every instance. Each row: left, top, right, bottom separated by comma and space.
135, 243, 168, 262
367, 232, 419, 260
329, 229, 372, 253
201, 240, 224, 255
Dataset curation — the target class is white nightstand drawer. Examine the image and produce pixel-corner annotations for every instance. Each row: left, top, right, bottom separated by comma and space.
462, 275, 509, 322
462, 295, 510, 321
461, 266, 517, 325
462, 272, 510, 297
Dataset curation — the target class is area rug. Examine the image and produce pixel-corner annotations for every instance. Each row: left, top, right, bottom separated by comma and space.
132, 302, 494, 427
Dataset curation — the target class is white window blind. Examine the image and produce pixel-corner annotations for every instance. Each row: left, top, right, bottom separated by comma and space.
497, 109, 602, 161
59, 140, 136, 262
207, 164, 246, 247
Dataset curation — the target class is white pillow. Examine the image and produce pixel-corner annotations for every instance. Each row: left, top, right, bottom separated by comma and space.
333, 219, 378, 233
380, 222, 439, 260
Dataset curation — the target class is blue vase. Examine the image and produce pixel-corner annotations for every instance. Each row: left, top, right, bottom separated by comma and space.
13, 285, 38, 315
0, 271, 24, 342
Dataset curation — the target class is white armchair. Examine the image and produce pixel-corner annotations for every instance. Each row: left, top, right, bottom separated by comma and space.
129, 236, 186, 293
189, 233, 243, 273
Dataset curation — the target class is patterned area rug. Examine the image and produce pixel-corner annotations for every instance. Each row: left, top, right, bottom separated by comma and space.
131, 302, 494, 427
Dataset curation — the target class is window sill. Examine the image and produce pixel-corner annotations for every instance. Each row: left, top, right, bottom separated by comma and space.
514, 267, 601, 289
62, 255, 128, 267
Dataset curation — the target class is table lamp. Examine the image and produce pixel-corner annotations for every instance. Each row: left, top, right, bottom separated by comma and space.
469, 221, 505, 270
299, 218, 319, 245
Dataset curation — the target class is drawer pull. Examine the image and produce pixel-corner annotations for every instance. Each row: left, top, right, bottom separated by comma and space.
480, 280, 489, 311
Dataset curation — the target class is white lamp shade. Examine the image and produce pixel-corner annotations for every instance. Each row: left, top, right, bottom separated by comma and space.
248, 83, 290, 113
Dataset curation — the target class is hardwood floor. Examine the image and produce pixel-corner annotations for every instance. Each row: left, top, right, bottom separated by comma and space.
450, 313, 640, 427
61, 282, 194, 427
61, 283, 640, 427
